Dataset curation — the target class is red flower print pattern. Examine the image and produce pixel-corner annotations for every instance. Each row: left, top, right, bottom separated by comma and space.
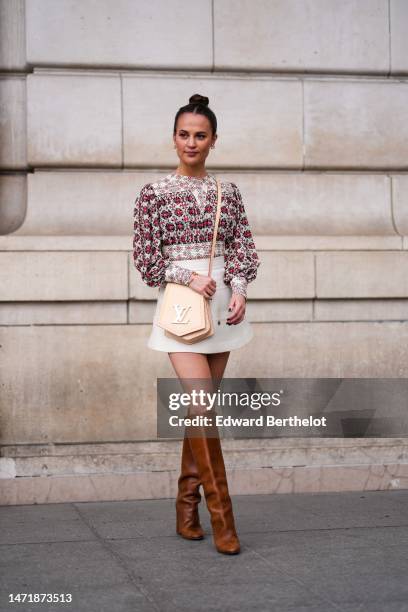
132, 173, 261, 298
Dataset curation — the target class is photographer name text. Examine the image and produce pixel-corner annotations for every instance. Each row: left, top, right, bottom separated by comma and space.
169, 415, 327, 427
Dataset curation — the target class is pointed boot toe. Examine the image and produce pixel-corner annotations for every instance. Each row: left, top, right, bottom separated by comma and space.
214, 531, 241, 554
176, 522, 205, 540
178, 529, 204, 540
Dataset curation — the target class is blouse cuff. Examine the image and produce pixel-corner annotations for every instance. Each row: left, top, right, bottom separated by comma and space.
231, 276, 248, 299
164, 263, 194, 286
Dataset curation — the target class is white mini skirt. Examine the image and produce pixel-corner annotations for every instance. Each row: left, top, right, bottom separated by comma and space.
147, 255, 254, 354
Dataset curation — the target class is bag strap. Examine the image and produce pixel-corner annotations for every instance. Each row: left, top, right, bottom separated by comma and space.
207, 177, 222, 277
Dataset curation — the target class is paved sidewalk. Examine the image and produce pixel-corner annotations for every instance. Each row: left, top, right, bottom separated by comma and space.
1, 490, 407, 612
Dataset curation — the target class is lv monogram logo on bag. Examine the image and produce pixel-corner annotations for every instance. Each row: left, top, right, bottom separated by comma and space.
172, 304, 192, 324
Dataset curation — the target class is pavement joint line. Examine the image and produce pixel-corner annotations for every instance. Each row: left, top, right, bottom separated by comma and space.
246, 547, 347, 612
71, 502, 163, 612
223, 523, 408, 536
0, 538, 99, 548
2, 522, 408, 548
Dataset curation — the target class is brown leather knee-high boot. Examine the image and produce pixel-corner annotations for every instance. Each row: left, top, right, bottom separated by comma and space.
175, 431, 205, 540
186, 411, 240, 555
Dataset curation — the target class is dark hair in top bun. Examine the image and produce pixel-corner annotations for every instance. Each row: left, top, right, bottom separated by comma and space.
173, 93, 217, 136
189, 94, 209, 106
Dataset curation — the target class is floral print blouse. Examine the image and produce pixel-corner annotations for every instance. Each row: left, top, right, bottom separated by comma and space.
132, 172, 261, 299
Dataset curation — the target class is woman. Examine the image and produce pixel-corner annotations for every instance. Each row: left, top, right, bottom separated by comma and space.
132, 94, 261, 555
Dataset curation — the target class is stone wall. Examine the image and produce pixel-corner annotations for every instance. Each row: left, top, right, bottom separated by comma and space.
1, 1, 408, 502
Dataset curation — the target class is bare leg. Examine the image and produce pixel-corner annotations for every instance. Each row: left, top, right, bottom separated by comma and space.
168, 350, 230, 409
207, 351, 230, 383
168, 350, 230, 389
168, 352, 213, 381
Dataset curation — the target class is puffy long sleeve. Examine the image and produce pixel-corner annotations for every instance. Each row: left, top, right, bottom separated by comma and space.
132, 183, 194, 288
223, 183, 261, 299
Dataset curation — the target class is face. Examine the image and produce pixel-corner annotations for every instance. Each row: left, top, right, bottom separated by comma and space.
173, 113, 217, 168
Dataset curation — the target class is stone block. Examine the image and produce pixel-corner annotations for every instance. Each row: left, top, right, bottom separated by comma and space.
221, 171, 394, 236
27, 73, 122, 166
316, 252, 408, 298
390, 0, 408, 73
17, 171, 154, 236
215, 0, 389, 74
25, 0, 212, 69
128, 300, 156, 324
242, 321, 408, 377
252, 252, 314, 299
255, 236, 401, 251
392, 174, 408, 235
0, 236, 131, 251
304, 80, 408, 169
2, 460, 408, 504
0, 0, 26, 70
315, 299, 408, 321
0, 302, 127, 325
0, 174, 26, 235
1, 439, 407, 505
0, 252, 128, 301
0, 325, 172, 444
0, 77, 26, 169
246, 300, 313, 322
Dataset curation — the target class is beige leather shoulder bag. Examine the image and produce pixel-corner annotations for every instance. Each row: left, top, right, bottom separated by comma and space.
157, 177, 222, 344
